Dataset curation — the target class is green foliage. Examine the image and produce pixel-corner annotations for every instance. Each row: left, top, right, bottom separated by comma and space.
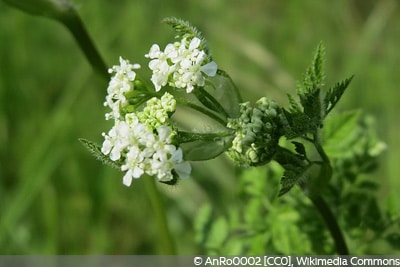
281, 43, 352, 140
2, 0, 398, 255
324, 76, 354, 116
162, 17, 209, 55
78, 138, 121, 169
195, 115, 394, 254
178, 134, 233, 161
195, 165, 316, 254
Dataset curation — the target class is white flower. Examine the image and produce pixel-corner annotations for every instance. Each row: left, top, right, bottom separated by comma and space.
145, 37, 218, 93
104, 57, 140, 120
101, 120, 130, 161
101, 112, 191, 186
121, 146, 145, 186
147, 126, 191, 182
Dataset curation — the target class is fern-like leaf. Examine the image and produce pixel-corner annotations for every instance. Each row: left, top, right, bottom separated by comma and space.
323, 75, 354, 116
278, 169, 299, 196
162, 17, 209, 54
297, 42, 326, 96
311, 42, 326, 88
79, 138, 121, 169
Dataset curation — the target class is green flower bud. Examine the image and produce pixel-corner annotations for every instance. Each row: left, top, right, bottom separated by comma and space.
226, 97, 282, 167
3, 0, 74, 20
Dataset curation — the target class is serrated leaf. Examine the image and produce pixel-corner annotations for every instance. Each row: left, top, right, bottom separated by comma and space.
287, 93, 302, 113
78, 138, 121, 169
162, 17, 209, 54
292, 141, 306, 158
297, 42, 326, 95
278, 169, 299, 196
322, 110, 361, 158
281, 109, 313, 139
324, 75, 353, 116
299, 88, 323, 128
311, 42, 326, 88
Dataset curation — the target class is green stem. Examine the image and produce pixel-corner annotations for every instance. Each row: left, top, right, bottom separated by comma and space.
310, 195, 349, 255
195, 87, 229, 118
144, 178, 177, 254
177, 130, 233, 143
313, 132, 331, 166
311, 132, 348, 254
59, 9, 176, 254
59, 9, 109, 81
176, 99, 227, 126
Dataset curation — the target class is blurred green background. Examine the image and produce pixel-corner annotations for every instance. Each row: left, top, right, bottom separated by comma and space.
0, 0, 399, 254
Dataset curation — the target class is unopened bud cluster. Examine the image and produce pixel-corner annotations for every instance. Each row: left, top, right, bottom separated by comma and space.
226, 97, 282, 167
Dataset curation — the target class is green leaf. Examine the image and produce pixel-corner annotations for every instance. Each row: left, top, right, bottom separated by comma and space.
206, 217, 229, 251
298, 88, 323, 128
162, 17, 209, 54
278, 169, 300, 196
205, 74, 241, 118
194, 204, 213, 246
287, 93, 302, 113
310, 42, 326, 89
322, 110, 361, 158
180, 135, 233, 161
78, 138, 121, 169
297, 42, 326, 95
280, 109, 313, 139
324, 75, 354, 116
292, 141, 307, 159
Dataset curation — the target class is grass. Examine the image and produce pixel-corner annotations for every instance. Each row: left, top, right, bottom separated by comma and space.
0, 0, 399, 254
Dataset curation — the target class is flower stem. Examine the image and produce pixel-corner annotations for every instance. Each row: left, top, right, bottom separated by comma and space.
176, 99, 227, 126
59, 9, 109, 81
310, 195, 349, 255
144, 177, 177, 254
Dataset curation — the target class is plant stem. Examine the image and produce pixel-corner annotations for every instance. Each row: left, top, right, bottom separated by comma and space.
144, 178, 177, 254
59, 9, 109, 81
309, 132, 347, 254
310, 195, 349, 255
176, 99, 227, 126
58, 9, 176, 254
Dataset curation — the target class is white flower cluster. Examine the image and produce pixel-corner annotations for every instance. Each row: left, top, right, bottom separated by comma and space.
145, 37, 218, 93
104, 57, 141, 120
101, 58, 191, 186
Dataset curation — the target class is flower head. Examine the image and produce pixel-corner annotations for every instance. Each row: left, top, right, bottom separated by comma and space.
145, 37, 218, 93
226, 97, 282, 167
104, 57, 141, 120
102, 91, 190, 186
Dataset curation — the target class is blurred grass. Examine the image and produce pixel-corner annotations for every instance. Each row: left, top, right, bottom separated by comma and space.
0, 0, 399, 254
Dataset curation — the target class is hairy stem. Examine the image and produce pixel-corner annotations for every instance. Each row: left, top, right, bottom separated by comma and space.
144, 178, 177, 254
310, 195, 349, 255
309, 132, 347, 254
